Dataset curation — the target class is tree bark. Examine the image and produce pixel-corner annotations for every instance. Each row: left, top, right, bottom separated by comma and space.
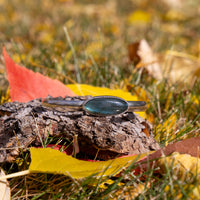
0, 96, 160, 162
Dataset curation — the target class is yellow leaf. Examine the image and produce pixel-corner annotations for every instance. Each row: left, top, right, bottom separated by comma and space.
113, 182, 150, 199
165, 10, 186, 21
67, 84, 146, 118
67, 84, 137, 99
191, 95, 200, 105
29, 148, 148, 179
0, 89, 10, 104
163, 51, 200, 85
133, 41, 200, 86
99, 178, 124, 189
12, 53, 26, 64
164, 184, 200, 199
127, 10, 151, 25
39, 31, 54, 44
192, 185, 200, 199
158, 152, 200, 180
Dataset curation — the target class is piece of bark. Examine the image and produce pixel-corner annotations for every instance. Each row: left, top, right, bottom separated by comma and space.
0, 96, 160, 162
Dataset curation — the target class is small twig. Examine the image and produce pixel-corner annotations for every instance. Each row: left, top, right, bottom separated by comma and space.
72, 134, 80, 157
0, 170, 30, 181
94, 148, 100, 161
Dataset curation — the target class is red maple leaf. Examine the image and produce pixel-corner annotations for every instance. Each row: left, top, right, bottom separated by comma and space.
3, 47, 75, 102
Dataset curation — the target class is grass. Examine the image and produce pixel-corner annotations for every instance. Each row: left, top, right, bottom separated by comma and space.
0, 0, 200, 199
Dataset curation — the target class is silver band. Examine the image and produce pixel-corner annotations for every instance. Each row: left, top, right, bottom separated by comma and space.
126, 101, 147, 111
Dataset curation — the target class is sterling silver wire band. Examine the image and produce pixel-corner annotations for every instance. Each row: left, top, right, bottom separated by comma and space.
43, 96, 146, 116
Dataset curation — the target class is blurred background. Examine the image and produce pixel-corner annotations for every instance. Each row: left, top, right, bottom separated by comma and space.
0, 0, 200, 88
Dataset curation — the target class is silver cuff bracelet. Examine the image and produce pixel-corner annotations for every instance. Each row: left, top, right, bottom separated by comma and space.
43, 96, 146, 116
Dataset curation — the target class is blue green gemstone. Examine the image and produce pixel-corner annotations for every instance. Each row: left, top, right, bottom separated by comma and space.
83, 97, 128, 116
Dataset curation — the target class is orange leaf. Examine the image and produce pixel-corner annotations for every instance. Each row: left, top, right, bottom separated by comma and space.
3, 47, 75, 102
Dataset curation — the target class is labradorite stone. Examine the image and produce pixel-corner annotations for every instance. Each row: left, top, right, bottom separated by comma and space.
84, 97, 128, 116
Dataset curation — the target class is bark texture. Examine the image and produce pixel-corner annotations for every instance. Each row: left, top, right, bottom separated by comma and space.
0, 96, 160, 162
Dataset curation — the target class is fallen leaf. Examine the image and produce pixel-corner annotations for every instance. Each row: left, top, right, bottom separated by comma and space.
127, 10, 151, 25
113, 182, 150, 199
128, 40, 200, 85
29, 147, 148, 179
162, 0, 182, 9
158, 152, 200, 180
0, 169, 11, 200
163, 50, 200, 85
128, 42, 141, 65
128, 40, 163, 80
3, 47, 75, 102
165, 10, 186, 21
164, 184, 200, 199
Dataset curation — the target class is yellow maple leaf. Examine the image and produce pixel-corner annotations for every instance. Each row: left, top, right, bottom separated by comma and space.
29, 148, 148, 179
158, 152, 200, 181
